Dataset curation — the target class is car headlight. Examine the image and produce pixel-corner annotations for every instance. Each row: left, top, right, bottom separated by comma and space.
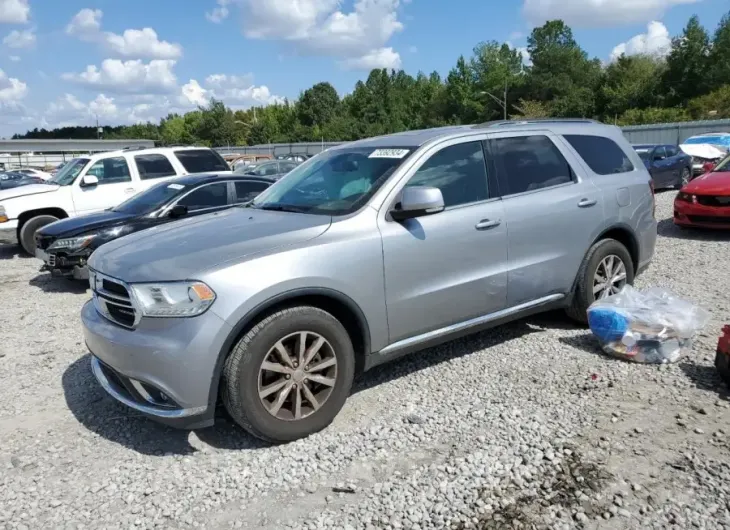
130, 281, 216, 317
48, 234, 96, 251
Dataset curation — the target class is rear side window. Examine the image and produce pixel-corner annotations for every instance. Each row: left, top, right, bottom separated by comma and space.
135, 154, 176, 180
174, 149, 229, 173
492, 135, 573, 196
177, 182, 228, 210
666, 146, 678, 157
405, 141, 489, 207
234, 180, 270, 202
563, 135, 634, 175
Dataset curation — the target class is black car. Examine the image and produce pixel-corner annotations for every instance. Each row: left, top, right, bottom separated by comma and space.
632, 144, 693, 189
0, 171, 45, 190
233, 159, 299, 179
35, 173, 274, 279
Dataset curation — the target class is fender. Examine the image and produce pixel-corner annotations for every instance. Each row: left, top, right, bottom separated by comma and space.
206, 286, 372, 411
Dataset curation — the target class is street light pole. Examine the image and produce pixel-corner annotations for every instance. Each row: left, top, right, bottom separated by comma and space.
479, 80, 508, 120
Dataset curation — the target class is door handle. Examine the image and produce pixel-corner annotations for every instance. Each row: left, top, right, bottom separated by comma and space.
124, 188, 136, 193
577, 198, 597, 208
475, 219, 501, 230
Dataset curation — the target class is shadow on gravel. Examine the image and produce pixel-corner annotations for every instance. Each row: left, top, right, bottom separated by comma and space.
62, 354, 267, 456
0, 244, 28, 260
657, 218, 730, 242
557, 333, 631, 365
29, 273, 89, 294
679, 361, 730, 400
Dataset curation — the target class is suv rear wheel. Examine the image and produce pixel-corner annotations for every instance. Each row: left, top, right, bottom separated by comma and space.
19, 215, 58, 255
566, 238, 634, 324
222, 306, 355, 443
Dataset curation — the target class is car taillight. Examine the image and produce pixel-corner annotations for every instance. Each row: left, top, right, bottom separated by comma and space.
649, 181, 656, 218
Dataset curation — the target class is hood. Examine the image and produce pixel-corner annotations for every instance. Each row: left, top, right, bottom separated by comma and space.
679, 143, 727, 160
38, 209, 134, 238
89, 207, 332, 282
682, 170, 730, 195
0, 182, 59, 201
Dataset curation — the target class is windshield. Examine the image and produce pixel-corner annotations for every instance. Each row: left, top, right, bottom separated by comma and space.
713, 155, 730, 172
633, 147, 651, 160
684, 135, 730, 147
113, 181, 188, 215
50, 158, 89, 186
236, 161, 278, 177
250, 146, 413, 215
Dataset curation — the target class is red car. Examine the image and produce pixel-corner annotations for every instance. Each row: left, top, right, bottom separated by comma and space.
674, 155, 730, 229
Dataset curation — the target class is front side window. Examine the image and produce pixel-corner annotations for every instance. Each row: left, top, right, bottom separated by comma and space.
653, 146, 667, 160
135, 154, 177, 180
174, 149, 229, 173
493, 135, 573, 196
251, 147, 413, 215
234, 180, 270, 203
405, 141, 489, 207
177, 182, 228, 210
563, 134, 634, 175
113, 181, 187, 215
666, 146, 679, 157
50, 158, 89, 186
85, 157, 132, 185
249, 162, 280, 177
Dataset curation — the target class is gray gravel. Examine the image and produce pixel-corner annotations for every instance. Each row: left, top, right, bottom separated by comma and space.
1, 190, 729, 529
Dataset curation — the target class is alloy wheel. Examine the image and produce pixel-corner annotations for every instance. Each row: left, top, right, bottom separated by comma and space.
592, 254, 627, 300
681, 167, 690, 186
257, 331, 338, 421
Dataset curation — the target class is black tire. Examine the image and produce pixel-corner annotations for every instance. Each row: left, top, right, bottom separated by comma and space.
19, 215, 58, 255
565, 238, 635, 324
222, 306, 355, 443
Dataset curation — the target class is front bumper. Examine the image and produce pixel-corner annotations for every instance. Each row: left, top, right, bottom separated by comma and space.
0, 219, 19, 244
36, 247, 90, 280
81, 299, 233, 429
674, 199, 730, 229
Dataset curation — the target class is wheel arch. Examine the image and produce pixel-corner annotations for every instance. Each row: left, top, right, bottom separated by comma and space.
207, 287, 372, 410
17, 207, 69, 230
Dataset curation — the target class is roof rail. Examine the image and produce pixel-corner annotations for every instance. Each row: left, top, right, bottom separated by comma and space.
472, 118, 599, 129
121, 145, 149, 151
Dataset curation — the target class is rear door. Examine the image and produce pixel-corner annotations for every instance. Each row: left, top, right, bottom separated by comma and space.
488, 132, 603, 306
651, 146, 672, 187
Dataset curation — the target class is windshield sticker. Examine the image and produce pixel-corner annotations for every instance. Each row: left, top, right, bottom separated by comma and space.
369, 149, 410, 159
167, 183, 185, 190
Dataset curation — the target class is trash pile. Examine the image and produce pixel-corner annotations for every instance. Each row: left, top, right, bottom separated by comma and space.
587, 286, 710, 364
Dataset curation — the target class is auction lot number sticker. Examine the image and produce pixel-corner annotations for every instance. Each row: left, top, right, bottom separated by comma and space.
369, 149, 410, 159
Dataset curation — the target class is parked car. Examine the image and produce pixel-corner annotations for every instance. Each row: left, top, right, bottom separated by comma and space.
633, 144, 692, 189
15, 167, 53, 181
35, 174, 274, 279
0, 172, 46, 190
674, 154, 730, 229
50, 161, 68, 176
0, 146, 230, 255
81, 119, 657, 443
233, 159, 299, 179
681, 133, 730, 176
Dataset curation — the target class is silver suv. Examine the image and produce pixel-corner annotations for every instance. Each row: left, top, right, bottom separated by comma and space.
81, 120, 657, 443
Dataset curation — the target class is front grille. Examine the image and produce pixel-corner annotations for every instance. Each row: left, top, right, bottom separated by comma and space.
89, 269, 139, 329
696, 195, 730, 207
687, 215, 730, 225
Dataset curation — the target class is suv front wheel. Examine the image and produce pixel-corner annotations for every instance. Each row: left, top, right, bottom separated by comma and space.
222, 306, 355, 443
566, 238, 635, 324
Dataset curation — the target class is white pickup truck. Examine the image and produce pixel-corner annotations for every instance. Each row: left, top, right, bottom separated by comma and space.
0, 146, 231, 255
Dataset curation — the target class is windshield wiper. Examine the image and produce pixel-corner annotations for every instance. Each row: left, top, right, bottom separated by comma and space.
251, 203, 312, 213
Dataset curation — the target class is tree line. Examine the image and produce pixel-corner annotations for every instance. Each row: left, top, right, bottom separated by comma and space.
15, 13, 730, 147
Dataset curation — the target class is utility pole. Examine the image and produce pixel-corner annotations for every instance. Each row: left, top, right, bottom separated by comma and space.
480, 79, 509, 121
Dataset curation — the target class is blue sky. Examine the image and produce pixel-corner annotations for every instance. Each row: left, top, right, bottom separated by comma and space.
0, 0, 728, 137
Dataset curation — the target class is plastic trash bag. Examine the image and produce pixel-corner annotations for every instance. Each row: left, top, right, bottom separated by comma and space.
587, 285, 710, 364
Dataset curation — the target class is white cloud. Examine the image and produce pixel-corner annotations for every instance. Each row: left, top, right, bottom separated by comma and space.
180, 79, 209, 106
340, 47, 401, 70
233, 0, 405, 69
206, 0, 231, 23
3, 28, 35, 49
0, 67, 27, 102
44, 92, 174, 127
522, 0, 701, 28
65, 9, 183, 60
610, 20, 671, 61
0, 0, 29, 24
66, 8, 102, 38
62, 59, 178, 94
181, 74, 284, 107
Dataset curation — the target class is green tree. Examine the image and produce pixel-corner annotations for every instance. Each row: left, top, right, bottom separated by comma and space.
663, 15, 711, 104
707, 12, 730, 90
617, 106, 691, 125
600, 55, 665, 120
195, 99, 237, 146
687, 85, 730, 119
471, 41, 526, 120
296, 82, 340, 128
442, 56, 481, 124
526, 20, 602, 117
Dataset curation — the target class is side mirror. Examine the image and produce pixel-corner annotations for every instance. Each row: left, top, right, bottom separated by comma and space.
390, 186, 445, 221
168, 204, 188, 218
81, 175, 99, 187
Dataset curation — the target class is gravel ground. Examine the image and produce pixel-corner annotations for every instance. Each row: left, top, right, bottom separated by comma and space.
1, 190, 729, 530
